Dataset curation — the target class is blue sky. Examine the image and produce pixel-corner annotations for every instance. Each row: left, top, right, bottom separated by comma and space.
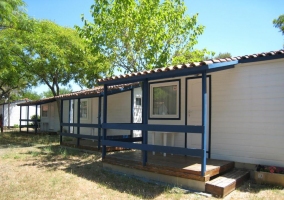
24, 0, 283, 91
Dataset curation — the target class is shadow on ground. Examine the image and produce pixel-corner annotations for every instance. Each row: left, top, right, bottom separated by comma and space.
19, 144, 174, 199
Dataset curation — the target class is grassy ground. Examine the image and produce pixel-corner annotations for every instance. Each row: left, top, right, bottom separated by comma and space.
0, 132, 283, 200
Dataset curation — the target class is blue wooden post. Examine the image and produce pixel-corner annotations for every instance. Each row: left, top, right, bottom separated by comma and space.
201, 72, 207, 176
102, 85, 108, 158
77, 98, 81, 147
60, 99, 63, 145
98, 96, 102, 150
142, 79, 148, 166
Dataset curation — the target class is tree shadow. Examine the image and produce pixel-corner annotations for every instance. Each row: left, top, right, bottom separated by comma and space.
236, 179, 284, 194
19, 145, 182, 199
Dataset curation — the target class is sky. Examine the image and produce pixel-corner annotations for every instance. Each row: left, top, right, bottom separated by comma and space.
24, 0, 284, 92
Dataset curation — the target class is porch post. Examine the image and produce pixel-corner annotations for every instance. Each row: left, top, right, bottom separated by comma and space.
77, 98, 81, 147
102, 85, 108, 158
60, 99, 63, 145
201, 72, 207, 176
98, 96, 102, 150
142, 79, 148, 166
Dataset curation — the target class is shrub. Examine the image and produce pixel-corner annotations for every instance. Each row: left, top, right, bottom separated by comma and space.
30, 115, 40, 126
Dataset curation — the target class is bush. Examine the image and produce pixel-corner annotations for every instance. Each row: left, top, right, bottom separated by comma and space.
14, 124, 19, 128
30, 115, 40, 126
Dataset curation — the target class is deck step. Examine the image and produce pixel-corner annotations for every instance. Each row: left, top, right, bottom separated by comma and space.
205, 169, 250, 198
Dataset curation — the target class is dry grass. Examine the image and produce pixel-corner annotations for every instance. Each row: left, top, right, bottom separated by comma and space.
0, 132, 284, 200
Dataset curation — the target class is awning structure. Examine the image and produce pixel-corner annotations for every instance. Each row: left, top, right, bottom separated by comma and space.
97, 50, 284, 176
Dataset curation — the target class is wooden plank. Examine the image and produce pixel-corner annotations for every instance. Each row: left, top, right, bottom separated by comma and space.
205, 169, 250, 197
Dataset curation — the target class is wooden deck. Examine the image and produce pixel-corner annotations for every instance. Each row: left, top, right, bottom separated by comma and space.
61, 139, 126, 152
103, 150, 234, 182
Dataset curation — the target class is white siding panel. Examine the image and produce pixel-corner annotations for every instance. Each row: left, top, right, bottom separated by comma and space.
211, 59, 284, 166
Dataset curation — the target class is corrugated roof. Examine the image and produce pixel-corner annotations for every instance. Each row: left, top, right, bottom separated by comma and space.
98, 50, 284, 83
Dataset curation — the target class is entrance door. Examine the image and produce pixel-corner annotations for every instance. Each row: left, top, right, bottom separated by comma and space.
186, 77, 210, 153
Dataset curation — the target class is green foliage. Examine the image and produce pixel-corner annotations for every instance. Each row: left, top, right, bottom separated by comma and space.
214, 52, 232, 59
30, 114, 40, 126
273, 14, 284, 35
0, 0, 26, 28
13, 124, 19, 128
77, 0, 208, 73
18, 89, 42, 100
41, 87, 73, 98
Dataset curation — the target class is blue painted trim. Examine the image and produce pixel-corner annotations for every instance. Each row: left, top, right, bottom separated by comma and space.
27, 105, 29, 133
206, 64, 235, 73
101, 140, 203, 157
102, 85, 108, 158
102, 123, 203, 133
142, 79, 149, 165
148, 79, 181, 120
98, 96, 102, 150
208, 60, 238, 69
60, 132, 100, 140
99, 65, 209, 85
61, 122, 100, 128
201, 72, 207, 176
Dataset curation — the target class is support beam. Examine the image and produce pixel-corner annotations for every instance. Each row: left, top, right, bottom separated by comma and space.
98, 96, 102, 150
201, 72, 207, 176
142, 79, 148, 166
102, 85, 108, 158
130, 88, 134, 137
77, 99, 81, 147
68, 99, 71, 134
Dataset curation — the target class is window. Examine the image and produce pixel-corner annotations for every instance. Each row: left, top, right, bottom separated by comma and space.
80, 100, 88, 118
42, 105, 48, 117
150, 80, 180, 119
136, 97, 142, 106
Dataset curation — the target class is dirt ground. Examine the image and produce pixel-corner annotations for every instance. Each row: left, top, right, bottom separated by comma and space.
0, 132, 284, 200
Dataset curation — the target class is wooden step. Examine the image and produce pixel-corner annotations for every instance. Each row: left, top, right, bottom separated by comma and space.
205, 169, 250, 198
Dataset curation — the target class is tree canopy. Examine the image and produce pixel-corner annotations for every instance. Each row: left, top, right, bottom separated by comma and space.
214, 52, 232, 59
0, 0, 26, 28
77, 0, 210, 73
273, 14, 284, 35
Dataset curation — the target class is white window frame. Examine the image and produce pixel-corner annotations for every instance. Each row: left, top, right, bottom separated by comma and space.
80, 100, 88, 119
42, 105, 48, 118
149, 80, 180, 119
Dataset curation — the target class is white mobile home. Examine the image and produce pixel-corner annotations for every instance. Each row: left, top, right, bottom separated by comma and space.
0, 100, 36, 128
57, 83, 142, 150
17, 97, 62, 133
98, 50, 284, 193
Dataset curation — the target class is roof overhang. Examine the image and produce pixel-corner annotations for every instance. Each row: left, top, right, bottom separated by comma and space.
17, 98, 56, 106
98, 60, 238, 85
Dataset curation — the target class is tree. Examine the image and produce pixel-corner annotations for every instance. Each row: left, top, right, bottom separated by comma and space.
41, 87, 73, 98
0, 0, 26, 29
214, 52, 232, 59
273, 14, 284, 35
77, 0, 209, 73
18, 89, 42, 101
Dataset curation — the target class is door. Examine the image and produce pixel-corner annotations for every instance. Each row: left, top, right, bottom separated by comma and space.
187, 77, 210, 152
49, 104, 55, 130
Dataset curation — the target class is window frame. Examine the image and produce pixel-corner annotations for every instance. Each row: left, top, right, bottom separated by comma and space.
149, 79, 180, 120
41, 105, 48, 118
80, 100, 88, 119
